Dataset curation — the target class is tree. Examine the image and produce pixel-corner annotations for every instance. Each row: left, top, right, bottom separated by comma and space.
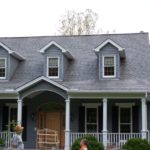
58, 9, 98, 35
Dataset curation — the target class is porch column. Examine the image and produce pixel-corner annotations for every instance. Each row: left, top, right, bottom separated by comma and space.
141, 98, 147, 139
64, 97, 70, 150
102, 98, 108, 148
17, 98, 23, 125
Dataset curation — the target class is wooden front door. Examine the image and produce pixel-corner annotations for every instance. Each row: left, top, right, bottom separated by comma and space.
38, 112, 65, 148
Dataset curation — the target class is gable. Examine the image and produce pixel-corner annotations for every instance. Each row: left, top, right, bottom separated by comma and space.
94, 39, 125, 58
0, 42, 25, 61
16, 76, 69, 99
39, 41, 74, 60
100, 43, 119, 53
16, 76, 68, 92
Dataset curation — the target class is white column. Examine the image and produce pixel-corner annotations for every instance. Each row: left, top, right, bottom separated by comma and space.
64, 97, 70, 150
17, 98, 23, 125
141, 98, 147, 139
102, 98, 108, 148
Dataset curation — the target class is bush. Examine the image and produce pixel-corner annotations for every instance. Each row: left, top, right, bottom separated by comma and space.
0, 138, 5, 147
71, 135, 104, 150
122, 138, 150, 150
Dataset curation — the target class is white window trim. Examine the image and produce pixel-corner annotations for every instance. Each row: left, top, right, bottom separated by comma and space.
0, 57, 6, 79
83, 103, 100, 133
118, 104, 133, 133
102, 55, 116, 78
47, 56, 59, 79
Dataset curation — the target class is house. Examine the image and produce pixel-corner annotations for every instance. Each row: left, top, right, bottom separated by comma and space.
0, 32, 150, 150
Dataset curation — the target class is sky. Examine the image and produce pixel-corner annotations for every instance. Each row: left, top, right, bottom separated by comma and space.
0, 0, 149, 37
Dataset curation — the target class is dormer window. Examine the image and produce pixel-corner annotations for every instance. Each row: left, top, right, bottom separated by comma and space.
0, 58, 6, 79
47, 57, 59, 78
102, 55, 116, 78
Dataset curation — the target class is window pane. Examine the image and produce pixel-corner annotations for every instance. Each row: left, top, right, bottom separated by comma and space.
104, 67, 114, 76
49, 58, 58, 67
49, 68, 58, 76
120, 108, 131, 123
104, 57, 114, 67
0, 59, 5, 68
0, 68, 5, 77
120, 125, 131, 133
87, 108, 97, 123
87, 125, 97, 133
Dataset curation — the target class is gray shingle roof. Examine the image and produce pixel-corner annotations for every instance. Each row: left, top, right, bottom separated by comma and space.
0, 32, 150, 92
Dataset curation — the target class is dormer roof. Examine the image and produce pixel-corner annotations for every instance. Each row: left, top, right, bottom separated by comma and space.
0, 42, 25, 61
39, 41, 74, 60
94, 39, 125, 58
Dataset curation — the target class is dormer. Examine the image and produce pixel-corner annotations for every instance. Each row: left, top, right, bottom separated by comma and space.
39, 41, 74, 80
0, 42, 25, 80
94, 39, 125, 79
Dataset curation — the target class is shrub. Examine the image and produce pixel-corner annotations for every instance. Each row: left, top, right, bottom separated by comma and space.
71, 135, 104, 150
122, 138, 150, 150
0, 138, 5, 147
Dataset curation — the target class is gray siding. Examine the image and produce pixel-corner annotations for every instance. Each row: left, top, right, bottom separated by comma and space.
0, 47, 19, 80
99, 43, 120, 79
9, 56, 19, 80
63, 55, 69, 78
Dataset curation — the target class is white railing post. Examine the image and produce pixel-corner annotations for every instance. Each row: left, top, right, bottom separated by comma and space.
141, 98, 147, 139
17, 98, 23, 125
64, 97, 70, 150
102, 98, 108, 148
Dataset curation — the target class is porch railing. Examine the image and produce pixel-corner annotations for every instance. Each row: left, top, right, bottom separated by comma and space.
70, 132, 149, 148
70, 132, 103, 145
0, 131, 15, 148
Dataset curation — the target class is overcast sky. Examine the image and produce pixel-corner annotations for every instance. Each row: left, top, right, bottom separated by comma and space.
0, 0, 149, 37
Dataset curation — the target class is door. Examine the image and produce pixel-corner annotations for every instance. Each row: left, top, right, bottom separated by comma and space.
38, 112, 65, 148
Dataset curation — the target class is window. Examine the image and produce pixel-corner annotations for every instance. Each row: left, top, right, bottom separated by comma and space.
0, 58, 6, 79
6, 104, 17, 131
119, 107, 132, 133
86, 108, 98, 132
47, 57, 59, 78
102, 55, 116, 78
83, 103, 100, 133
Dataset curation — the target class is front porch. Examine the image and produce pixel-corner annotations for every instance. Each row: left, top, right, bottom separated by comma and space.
0, 131, 149, 149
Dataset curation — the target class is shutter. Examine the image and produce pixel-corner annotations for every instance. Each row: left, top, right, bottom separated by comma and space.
78, 106, 85, 132
112, 106, 119, 132
132, 105, 139, 133
98, 106, 103, 132
22, 106, 27, 141
2, 106, 9, 131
